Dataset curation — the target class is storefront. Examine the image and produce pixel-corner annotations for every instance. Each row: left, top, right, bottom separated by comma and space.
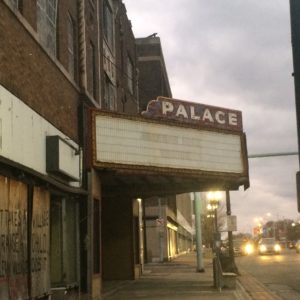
0, 86, 85, 299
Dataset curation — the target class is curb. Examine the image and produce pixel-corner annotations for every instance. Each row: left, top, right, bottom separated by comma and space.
235, 280, 252, 300
237, 271, 282, 300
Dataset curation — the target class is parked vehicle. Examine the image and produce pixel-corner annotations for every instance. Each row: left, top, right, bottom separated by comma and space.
258, 238, 281, 255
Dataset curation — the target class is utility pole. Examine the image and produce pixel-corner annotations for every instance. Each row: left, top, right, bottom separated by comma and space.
194, 192, 205, 272
226, 191, 234, 259
290, 0, 300, 212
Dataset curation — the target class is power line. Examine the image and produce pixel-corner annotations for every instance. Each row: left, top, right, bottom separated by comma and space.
248, 152, 298, 158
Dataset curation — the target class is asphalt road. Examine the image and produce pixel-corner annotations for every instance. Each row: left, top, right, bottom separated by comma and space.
235, 248, 300, 300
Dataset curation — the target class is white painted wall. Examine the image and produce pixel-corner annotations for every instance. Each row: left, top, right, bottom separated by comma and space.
0, 85, 80, 182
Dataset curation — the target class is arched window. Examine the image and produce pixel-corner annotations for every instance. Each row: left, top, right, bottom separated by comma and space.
67, 14, 75, 78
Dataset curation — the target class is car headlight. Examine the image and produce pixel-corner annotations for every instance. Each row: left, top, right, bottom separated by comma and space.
259, 245, 267, 252
244, 244, 254, 254
274, 244, 281, 252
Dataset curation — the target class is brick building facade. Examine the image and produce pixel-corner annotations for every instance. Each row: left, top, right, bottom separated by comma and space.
0, 0, 139, 299
0, 1, 197, 299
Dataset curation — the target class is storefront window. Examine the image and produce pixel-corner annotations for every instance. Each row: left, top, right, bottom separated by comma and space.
50, 196, 79, 286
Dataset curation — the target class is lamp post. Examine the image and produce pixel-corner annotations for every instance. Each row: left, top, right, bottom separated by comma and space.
207, 191, 222, 288
207, 192, 223, 252
206, 204, 215, 249
207, 192, 222, 234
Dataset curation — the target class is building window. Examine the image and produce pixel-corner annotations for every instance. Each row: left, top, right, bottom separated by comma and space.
127, 55, 134, 94
50, 196, 79, 287
67, 14, 75, 79
104, 74, 116, 111
37, 0, 58, 56
89, 41, 97, 99
8, 0, 19, 9
103, 0, 113, 50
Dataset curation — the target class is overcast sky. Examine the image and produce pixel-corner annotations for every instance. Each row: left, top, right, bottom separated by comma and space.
123, 0, 300, 233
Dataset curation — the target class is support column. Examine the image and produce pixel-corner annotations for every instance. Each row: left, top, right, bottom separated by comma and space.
194, 192, 204, 272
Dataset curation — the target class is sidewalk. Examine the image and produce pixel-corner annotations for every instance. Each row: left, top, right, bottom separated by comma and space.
102, 252, 250, 300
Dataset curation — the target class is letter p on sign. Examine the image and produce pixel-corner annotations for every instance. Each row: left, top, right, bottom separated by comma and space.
162, 101, 174, 115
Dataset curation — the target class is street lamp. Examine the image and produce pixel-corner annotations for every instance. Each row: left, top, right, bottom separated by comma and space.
207, 191, 222, 232
207, 191, 222, 288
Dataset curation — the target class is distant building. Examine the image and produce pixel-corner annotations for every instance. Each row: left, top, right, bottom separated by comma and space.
136, 36, 172, 112
136, 36, 193, 262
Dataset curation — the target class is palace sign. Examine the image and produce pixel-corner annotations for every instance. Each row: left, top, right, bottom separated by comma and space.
141, 97, 242, 131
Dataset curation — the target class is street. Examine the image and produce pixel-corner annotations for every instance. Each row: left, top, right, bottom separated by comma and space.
235, 248, 300, 299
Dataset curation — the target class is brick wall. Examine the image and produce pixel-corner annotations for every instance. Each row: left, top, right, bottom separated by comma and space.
0, 1, 80, 141
114, 0, 138, 114
136, 37, 172, 112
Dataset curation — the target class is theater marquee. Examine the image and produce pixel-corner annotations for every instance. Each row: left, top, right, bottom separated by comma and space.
92, 97, 248, 183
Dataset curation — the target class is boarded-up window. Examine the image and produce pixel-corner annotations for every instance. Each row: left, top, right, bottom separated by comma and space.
0, 176, 28, 299
31, 187, 50, 297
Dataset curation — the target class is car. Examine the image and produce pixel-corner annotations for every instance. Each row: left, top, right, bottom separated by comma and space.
232, 240, 243, 256
287, 241, 296, 249
295, 240, 300, 253
258, 238, 281, 255
242, 241, 255, 255
233, 239, 255, 256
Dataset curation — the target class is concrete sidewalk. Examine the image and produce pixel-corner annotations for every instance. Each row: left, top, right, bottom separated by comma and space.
102, 252, 251, 300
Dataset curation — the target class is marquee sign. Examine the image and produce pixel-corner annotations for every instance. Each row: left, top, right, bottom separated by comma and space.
142, 97, 243, 132
92, 97, 248, 181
